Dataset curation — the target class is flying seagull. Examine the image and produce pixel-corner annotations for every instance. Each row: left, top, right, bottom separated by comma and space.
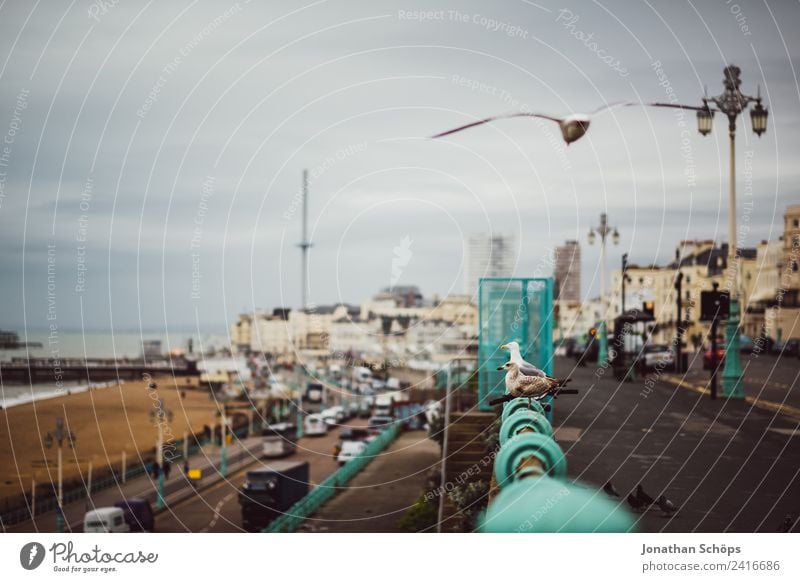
501, 341, 548, 378
488, 361, 571, 405
431, 101, 717, 145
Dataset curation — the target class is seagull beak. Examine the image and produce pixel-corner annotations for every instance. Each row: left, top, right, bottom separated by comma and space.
496, 366, 505, 371
499, 344, 508, 350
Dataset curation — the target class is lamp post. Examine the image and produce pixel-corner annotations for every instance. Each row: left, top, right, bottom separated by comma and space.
216, 405, 229, 477
44, 417, 75, 533
696, 65, 768, 398
588, 212, 620, 366
621, 253, 630, 315
295, 364, 304, 438
148, 389, 173, 509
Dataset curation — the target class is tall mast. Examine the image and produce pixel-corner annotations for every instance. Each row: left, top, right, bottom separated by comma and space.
298, 169, 312, 309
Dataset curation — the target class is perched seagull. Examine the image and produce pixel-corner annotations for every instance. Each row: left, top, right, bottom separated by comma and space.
626, 492, 647, 512
635, 484, 655, 508
431, 101, 717, 146
501, 341, 547, 378
603, 481, 621, 498
488, 361, 571, 405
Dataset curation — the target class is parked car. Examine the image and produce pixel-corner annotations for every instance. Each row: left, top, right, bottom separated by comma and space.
638, 344, 675, 372
339, 427, 370, 442
357, 400, 372, 418
261, 422, 297, 458
703, 346, 726, 370
303, 414, 327, 436
739, 335, 755, 354
373, 394, 394, 417
337, 440, 367, 465
114, 498, 154, 532
784, 338, 800, 357
320, 406, 344, 427
83, 507, 130, 533
367, 415, 395, 434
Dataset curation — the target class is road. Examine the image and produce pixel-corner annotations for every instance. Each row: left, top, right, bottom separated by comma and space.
304, 429, 439, 532
154, 418, 368, 532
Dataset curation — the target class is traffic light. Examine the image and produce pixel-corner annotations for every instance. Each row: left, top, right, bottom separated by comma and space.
589, 327, 597, 337
642, 301, 655, 318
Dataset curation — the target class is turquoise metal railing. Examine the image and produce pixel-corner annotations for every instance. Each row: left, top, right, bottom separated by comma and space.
479, 399, 635, 532
263, 423, 401, 532
477, 275, 634, 532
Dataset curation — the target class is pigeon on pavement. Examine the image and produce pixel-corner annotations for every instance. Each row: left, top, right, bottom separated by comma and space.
603, 481, 621, 498
635, 484, 655, 508
627, 492, 647, 512
656, 494, 677, 515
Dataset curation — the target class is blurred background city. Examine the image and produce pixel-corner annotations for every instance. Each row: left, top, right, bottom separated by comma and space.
1, 0, 799, 534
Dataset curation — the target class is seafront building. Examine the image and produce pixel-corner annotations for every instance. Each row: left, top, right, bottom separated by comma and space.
232, 288, 478, 364
464, 233, 515, 299
554, 240, 581, 302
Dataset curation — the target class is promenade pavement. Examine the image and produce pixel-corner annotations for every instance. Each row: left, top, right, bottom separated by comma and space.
552, 356, 800, 532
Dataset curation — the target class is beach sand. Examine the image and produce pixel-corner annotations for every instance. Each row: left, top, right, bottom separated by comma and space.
0, 377, 221, 501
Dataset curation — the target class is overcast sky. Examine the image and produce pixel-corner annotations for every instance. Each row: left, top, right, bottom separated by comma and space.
0, 0, 798, 334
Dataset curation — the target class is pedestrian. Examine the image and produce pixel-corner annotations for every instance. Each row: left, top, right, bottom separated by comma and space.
151, 461, 160, 480
163, 461, 172, 480
184, 460, 190, 476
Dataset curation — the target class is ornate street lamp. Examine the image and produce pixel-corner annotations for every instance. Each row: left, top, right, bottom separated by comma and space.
588, 212, 620, 367
696, 106, 714, 136
697, 65, 768, 398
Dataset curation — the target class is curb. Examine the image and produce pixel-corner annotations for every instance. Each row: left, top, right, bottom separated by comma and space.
662, 375, 800, 421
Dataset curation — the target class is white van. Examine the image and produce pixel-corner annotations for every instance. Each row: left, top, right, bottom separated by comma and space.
337, 440, 367, 465
83, 507, 131, 533
304, 414, 327, 436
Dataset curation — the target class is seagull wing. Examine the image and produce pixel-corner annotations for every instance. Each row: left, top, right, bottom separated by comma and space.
635, 102, 719, 113
431, 112, 561, 138
514, 375, 552, 399
589, 101, 634, 115
518, 360, 547, 378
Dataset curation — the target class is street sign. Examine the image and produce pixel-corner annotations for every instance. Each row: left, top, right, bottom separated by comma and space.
700, 290, 729, 321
